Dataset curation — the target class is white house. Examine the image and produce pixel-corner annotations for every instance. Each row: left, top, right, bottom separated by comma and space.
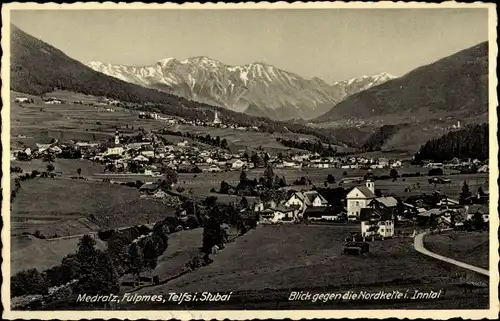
346, 179, 376, 220
259, 207, 298, 224
14, 97, 33, 103
285, 190, 329, 211
177, 140, 189, 147
231, 159, 246, 170
140, 146, 155, 158
360, 208, 395, 238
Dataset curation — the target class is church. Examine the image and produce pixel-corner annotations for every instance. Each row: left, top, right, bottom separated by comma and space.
346, 179, 376, 220
213, 111, 222, 126
345, 179, 398, 221
105, 129, 124, 156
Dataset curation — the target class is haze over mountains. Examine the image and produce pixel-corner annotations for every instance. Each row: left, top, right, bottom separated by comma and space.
314, 42, 489, 124
87, 58, 395, 120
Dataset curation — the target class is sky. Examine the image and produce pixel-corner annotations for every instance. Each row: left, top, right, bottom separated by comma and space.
11, 8, 489, 83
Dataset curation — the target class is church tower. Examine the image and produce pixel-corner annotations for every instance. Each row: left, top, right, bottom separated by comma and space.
115, 129, 120, 145
366, 179, 375, 194
214, 111, 222, 125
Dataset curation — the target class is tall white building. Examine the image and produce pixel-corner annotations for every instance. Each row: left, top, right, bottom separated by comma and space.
213, 111, 222, 126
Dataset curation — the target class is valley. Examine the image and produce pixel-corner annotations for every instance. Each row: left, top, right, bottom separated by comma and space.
6, 11, 493, 315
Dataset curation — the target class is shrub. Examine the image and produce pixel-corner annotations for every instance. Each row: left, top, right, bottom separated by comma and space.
11, 269, 49, 297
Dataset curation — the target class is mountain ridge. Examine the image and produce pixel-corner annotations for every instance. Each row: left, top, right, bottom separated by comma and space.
313, 41, 488, 124
87, 57, 395, 120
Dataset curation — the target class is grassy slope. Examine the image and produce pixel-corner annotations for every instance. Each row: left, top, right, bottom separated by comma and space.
424, 231, 489, 270
138, 225, 474, 295
11, 235, 107, 275
11, 178, 173, 236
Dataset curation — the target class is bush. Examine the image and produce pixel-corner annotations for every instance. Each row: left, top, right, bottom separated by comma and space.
12, 269, 49, 297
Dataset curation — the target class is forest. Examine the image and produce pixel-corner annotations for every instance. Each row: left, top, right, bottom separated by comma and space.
414, 123, 488, 162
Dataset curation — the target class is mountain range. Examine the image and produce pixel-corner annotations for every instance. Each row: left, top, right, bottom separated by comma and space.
87, 58, 395, 120
314, 42, 489, 124
10, 24, 361, 147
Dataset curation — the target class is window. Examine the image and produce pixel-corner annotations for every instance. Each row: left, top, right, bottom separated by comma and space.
355, 201, 359, 206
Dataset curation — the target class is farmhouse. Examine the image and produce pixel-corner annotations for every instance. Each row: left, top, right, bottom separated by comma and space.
285, 190, 329, 211
346, 179, 376, 220
14, 97, 34, 103
368, 196, 398, 210
259, 206, 298, 224
360, 208, 395, 238
229, 159, 246, 170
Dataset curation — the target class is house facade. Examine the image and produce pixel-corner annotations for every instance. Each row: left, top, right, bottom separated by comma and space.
360, 208, 395, 238
346, 180, 376, 220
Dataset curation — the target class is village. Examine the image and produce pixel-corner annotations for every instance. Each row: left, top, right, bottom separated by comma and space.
11, 95, 491, 235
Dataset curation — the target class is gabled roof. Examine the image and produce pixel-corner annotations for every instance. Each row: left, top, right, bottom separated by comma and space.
139, 182, 158, 190
371, 196, 398, 208
274, 206, 296, 213
348, 186, 376, 199
303, 191, 328, 204
360, 208, 393, 222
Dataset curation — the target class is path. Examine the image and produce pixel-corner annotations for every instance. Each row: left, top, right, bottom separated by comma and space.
45, 222, 155, 241
414, 231, 489, 277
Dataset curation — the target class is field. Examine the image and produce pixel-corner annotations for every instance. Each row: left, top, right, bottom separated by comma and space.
11, 234, 107, 275
131, 224, 488, 309
11, 177, 173, 237
155, 168, 487, 201
424, 231, 489, 269
10, 90, 338, 153
11, 159, 105, 178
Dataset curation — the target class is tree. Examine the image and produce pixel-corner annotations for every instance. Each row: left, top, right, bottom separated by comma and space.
46, 163, 55, 174
240, 196, 249, 209
42, 153, 55, 162
163, 168, 178, 188
326, 174, 335, 184
201, 217, 223, 265
74, 251, 120, 296
459, 181, 472, 205
142, 238, 159, 272
250, 152, 260, 165
368, 224, 379, 235
472, 212, 486, 231
239, 170, 248, 184
263, 164, 275, 188
74, 234, 99, 277
11, 268, 49, 297
477, 186, 486, 197
390, 168, 398, 181
77, 168, 82, 177
128, 242, 145, 280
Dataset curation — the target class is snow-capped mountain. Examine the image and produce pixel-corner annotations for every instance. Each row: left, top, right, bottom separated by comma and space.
87, 57, 395, 120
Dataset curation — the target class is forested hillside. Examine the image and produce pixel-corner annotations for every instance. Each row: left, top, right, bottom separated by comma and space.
414, 124, 489, 161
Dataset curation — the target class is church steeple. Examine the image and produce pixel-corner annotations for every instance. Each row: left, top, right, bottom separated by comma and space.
115, 129, 120, 145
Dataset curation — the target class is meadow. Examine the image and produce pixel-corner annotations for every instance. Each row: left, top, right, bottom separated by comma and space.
10, 90, 335, 153
424, 231, 489, 270
10, 234, 107, 275
133, 224, 488, 309
11, 177, 173, 237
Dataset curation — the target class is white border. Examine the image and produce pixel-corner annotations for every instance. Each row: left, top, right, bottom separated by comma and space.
1, 2, 498, 320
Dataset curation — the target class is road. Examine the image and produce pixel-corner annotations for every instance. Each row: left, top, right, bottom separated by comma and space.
413, 231, 489, 277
